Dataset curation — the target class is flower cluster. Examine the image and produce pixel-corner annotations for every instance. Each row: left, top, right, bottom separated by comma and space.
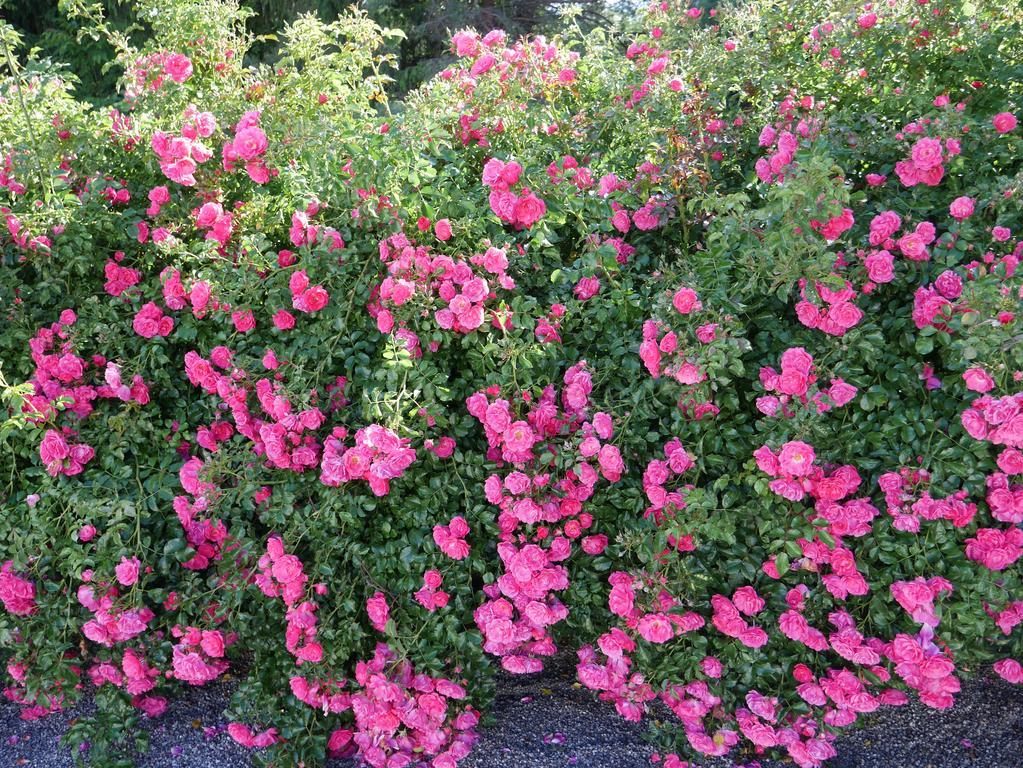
151, 106, 215, 186
173, 457, 229, 570
639, 285, 735, 417
756, 346, 857, 417
641, 438, 695, 529
0, 563, 35, 616
895, 136, 955, 188
794, 278, 864, 337
222, 110, 271, 184
254, 536, 324, 663
433, 516, 470, 560
371, 232, 512, 338
470, 365, 621, 672
289, 269, 330, 314
171, 625, 232, 685
78, 580, 155, 648
321, 424, 417, 497
961, 392, 1023, 448
482, 158, 547, 229
342, 643, 479, 768
878, 469, 977, 532
185, 349, 325, 473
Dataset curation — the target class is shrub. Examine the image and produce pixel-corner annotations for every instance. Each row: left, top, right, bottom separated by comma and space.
1, 0, 1021, 767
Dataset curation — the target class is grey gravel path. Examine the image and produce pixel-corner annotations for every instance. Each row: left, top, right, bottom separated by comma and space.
2, 660, 1020, 767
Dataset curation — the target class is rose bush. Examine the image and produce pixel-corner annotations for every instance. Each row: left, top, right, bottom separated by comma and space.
1, 0, 1022, 766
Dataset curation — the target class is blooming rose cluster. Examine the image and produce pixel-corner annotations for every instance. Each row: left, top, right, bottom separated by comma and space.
988, 450, 1023, 524
371, 232, 513, 339
320, 424, 417, 497
415, 570, 450, 612
0, 151, 27, 196
891, 577, 952, 629
582, 571, 909, 768
104, 255, 142, 296
546, 154, 594, 191
132, 301, 175, 338
128, 51, 192, 94
877, 468, 977, 532
641, 438, 695, 530
911, 283, 959, 330
0, 562, 36, 616
961, 392, 1023, 448
639, 285, 730, 418
227, 723, 279, 749
173, 457, 229, 570
482, 158, 547, 229
24, 310, 154, 476
994, 658, 1023, 684
755, 126, 800, 183
794, 278, 864, 336
754, 440, 824, 501
576, 571, 705, 721
185, 349, 324, 473
254, 536, 324, 664
160, 267, 215, 319
575, 629, 657, 722
810, 206, 854, 242
151, 106, 216, 186
470, 365, 621, 672
965, 526, 1023, 572
38, 428, 96, 478
222, 110, 271, 184
894, 136, 956, 188
796, 536, 870, 601
287, 201, 345, 251
78, 580, 155, 648
756, 346, 857, 417
448, 29, 579, 96
289, 269, 330, 313
861, 212, 939, 291
171, 624, 232, 686
885, 628, 960, 709
344, 643, 479, 768
5, 5, 1023, 765
433, 516, 470, 560
88, 646, 165, 718
194, 201, 235, 247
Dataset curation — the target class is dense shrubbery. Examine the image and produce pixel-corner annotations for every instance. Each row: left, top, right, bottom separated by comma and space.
1, 0, 1022, 766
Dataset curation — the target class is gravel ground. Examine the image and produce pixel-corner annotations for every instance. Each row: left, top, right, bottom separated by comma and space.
2, 659, 1020, 768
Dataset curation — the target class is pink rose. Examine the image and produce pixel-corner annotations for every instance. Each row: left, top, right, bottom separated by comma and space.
996, 448, 1023, 475
778, 441, 815, 476
962, 368, 994, 393
597, 444, 625, 482
864, 250, 895, 283
672, 286, 702, 315
512, 191, 546, 229
637, 613, 674, 643
910, 137, 944, 171
232, 126, 268, 160
949, 196, 975, 221
366, 591, 390, 632
993, 112, 1018, 134
164, 53, 193, 83
115, 556, 141, 586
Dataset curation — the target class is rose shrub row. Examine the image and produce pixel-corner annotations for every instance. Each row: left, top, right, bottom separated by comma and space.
1, 0, 1022, 766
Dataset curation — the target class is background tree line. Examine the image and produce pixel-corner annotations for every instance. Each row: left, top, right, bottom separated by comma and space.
2, 0, 639, 98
